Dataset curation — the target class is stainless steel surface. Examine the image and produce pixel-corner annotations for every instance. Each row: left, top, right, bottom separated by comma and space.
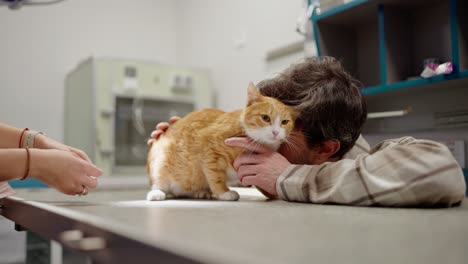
1, 188, 468, 264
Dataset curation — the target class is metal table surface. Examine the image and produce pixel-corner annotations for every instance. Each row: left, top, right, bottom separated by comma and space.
1, 187, 468, 264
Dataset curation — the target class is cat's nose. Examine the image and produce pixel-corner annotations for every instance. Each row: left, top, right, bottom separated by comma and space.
272, 130, 279, 137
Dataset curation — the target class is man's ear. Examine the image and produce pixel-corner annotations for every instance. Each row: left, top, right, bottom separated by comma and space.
246, 82, 262, 106
314, 140, 341, 163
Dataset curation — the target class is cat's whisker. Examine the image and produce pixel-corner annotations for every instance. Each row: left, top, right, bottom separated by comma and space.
290, 131, 315, 142
285, 137, 303, 148
289, 130, 307, 138
283, 139, 300, 153
237, 140, 255, 153
282, 137, 308, 161
288, 131, 317, 148
243, 139, 262, 154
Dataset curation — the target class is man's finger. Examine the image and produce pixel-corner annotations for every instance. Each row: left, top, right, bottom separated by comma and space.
238, 165, 259, 182
241, 176, 258, 187
147, 139, 154, 146
225, 137, 271, 153
233, 154, 264, 170
156, 122, 170, 131
169, 116, 181, 124
150, 130, 164, 140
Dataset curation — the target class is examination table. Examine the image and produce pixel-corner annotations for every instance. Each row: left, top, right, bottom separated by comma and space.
1, 187, 467, 264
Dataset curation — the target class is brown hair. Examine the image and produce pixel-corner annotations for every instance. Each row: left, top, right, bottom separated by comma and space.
257, 57, 367, 158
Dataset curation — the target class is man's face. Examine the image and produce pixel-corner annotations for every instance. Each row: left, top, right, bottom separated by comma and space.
278, 127, 321, 165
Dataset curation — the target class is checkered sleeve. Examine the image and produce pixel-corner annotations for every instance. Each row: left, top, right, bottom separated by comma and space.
276, 137, 466, 207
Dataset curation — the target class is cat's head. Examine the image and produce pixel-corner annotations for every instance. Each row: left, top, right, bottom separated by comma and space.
240, 82, 297, 150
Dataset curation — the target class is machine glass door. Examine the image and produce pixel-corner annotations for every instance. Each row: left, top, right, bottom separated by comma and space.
114, 96, 194, 169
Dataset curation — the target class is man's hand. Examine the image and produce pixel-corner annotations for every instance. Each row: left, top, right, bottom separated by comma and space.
225, 137, 291, 197
147, 116, 181, 146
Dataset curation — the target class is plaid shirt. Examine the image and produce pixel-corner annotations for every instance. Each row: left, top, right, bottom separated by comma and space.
276, 136, 466, 207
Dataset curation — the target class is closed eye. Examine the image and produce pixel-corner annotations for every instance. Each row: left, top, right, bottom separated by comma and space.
281, 120, 289, 125
261, 115, 271, 122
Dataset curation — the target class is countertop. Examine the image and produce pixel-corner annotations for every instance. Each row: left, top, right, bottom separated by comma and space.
1, 187, 468, 264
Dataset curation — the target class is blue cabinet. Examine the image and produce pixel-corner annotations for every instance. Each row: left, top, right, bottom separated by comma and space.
312, 0, 468, 94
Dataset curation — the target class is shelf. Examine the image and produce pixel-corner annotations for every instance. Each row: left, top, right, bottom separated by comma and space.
312, 0, 467, 95
313, 1, 380, 87
457, 0, 468, 71
361, 70, 468, 95
312, 0, 371, 23
313, 0, 447, 23
383, 0, 452, 84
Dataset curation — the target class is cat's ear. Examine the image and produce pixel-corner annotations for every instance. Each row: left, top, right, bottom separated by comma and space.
247, 82, 262, 106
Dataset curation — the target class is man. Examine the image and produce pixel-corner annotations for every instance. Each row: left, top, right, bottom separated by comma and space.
149, 57, 466, 207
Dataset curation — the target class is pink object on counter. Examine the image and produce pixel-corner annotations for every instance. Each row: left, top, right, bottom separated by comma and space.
420, 61, 453, 78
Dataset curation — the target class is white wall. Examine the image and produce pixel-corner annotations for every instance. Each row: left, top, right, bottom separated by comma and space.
176, 0, 304, 111
0, 0, 304, 139
0, 0, 180, 141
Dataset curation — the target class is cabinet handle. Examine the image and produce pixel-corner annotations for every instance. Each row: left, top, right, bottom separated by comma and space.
367, 106, 412, 119
60, 230, 83, 242
100, 148, 114, 156
101, 108, 115, 118
77, 237, 107, 251
59, 230, 107, 251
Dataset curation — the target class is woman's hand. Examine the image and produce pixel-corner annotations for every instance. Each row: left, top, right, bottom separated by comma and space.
147, 116, 181, 146
34, 134, 91, 163
29, 149, 103, 195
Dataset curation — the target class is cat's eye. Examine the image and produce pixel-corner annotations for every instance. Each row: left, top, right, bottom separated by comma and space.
261, 115, 271, 122
281, 120, 289, 125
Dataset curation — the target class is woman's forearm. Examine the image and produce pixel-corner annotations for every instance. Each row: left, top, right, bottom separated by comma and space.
0, 123, 23, 149
0, 149, 29, 181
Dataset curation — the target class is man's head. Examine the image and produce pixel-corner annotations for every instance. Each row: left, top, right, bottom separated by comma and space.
257, 57, 367, 163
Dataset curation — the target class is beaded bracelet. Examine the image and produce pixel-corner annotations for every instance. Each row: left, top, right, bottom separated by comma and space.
21, 130, 45, 148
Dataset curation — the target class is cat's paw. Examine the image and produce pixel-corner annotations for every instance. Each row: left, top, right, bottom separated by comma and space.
217, 190, 239, 201
193, 191, 212, 199
146, 189, 166, 201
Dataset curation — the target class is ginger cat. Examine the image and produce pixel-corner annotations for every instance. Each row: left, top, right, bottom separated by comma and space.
146, 82, 296, 201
